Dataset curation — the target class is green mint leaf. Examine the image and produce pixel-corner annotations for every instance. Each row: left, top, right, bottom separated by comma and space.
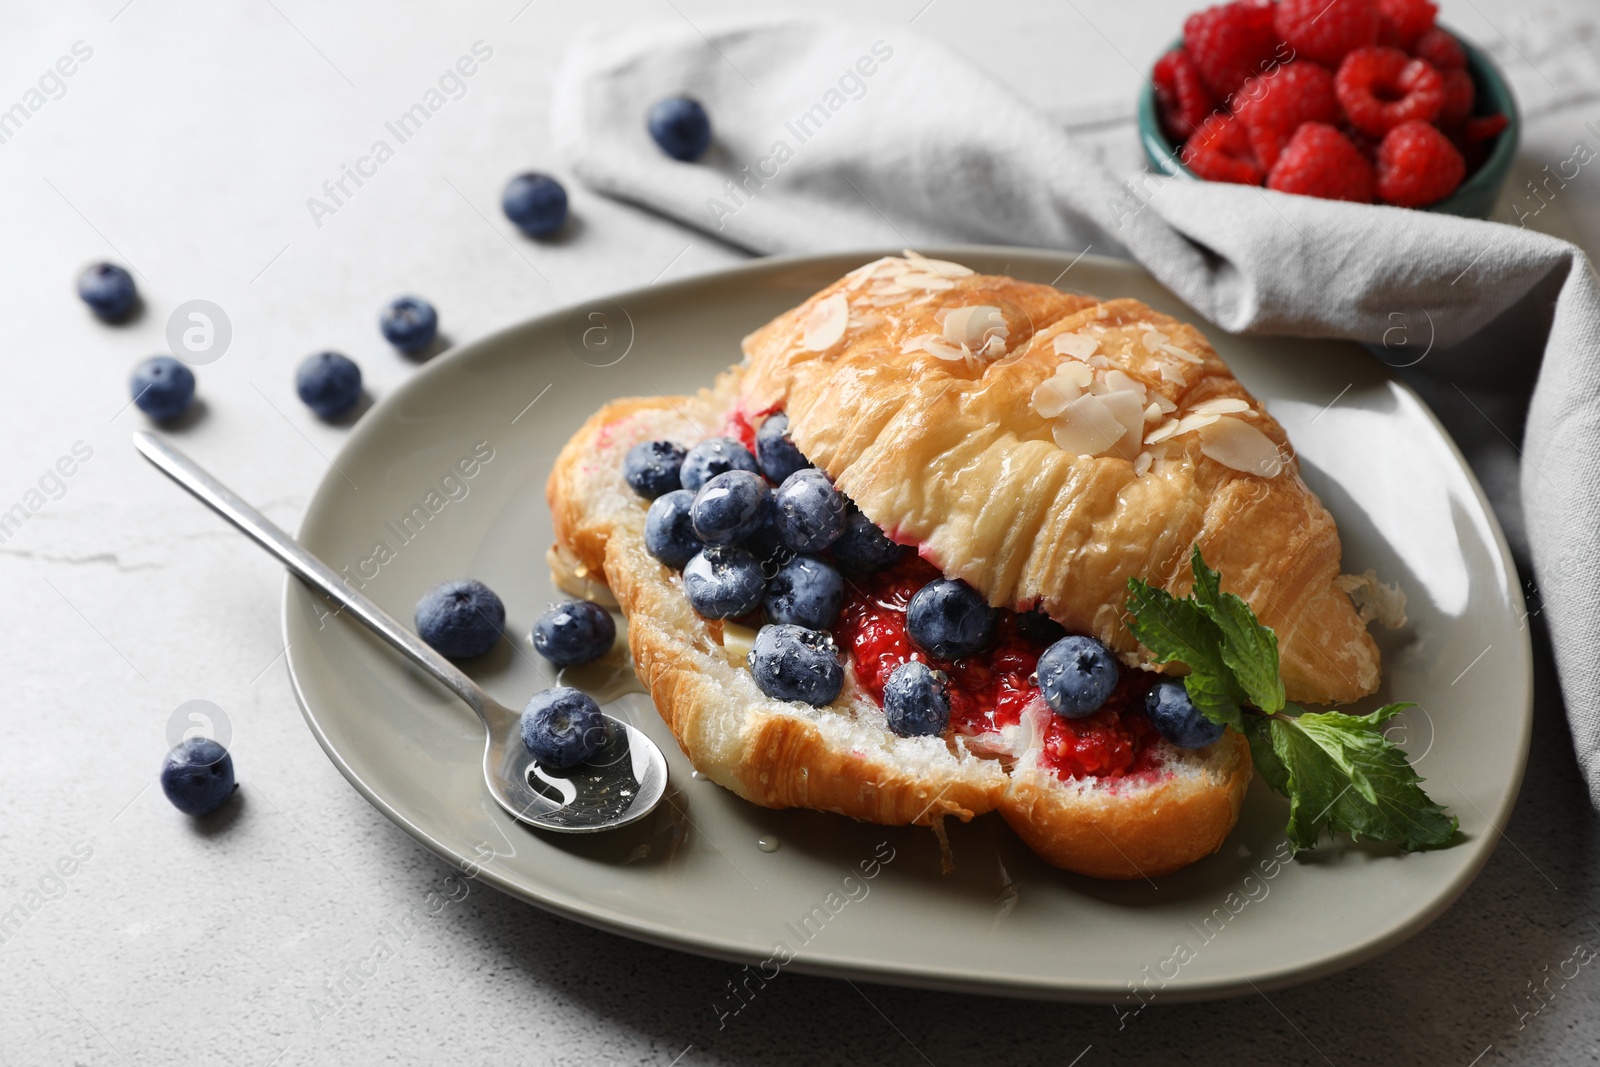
1124, 576, 1244, 731
1243, 715, 1290, 796
1188, 548, 1286, 714
1267, 703, 1457, 852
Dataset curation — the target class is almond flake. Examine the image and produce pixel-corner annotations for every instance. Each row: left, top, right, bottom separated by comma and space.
1159, 363, 1188, 385
1159, 341, 1206, 364
1134, 451, 1154, 476
1032, 375, 1081, 419
1152, 394, 1178, 414
803, 293, 848, 351
1052, 332, 1099, 361
1142, 330, 1169, 352
1052, 394, 1126, 457
1199, 416, 1283, 477
1172, 411, 1222, 436
1144, 402, 1162, 424
942, 305, 1008, 353
1103, 369, 1147, 402
1144, 418, 1180, 445
919, 337, 969, 362
1189, 397, 1251, 415
1056, 361, 1094, 389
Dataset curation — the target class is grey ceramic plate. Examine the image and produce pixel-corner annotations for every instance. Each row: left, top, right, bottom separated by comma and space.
284, 248, 1532, 1002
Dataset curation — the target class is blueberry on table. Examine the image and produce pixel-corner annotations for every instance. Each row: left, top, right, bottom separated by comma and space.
748, 624, 843, 706
644, 489, 702, 569
295, 352, 362, 419
755, 413, 809, 484
160, 738, 236, 816
683, 545, 766, 619
624, 440, 687, 499
831, 504, 907, 574
77, 262, 137, 321
692, 470, 771, 545
679, 437, 759, 493
1037, 635, 1120, 719
379, 295, 438, 354
532, 599, 616, 667
520, 687, 610, 769
763, 554, 844, 630
1144, 678, 1225, 748
906, 578, 995, 660
415, 579, 505, 658
502, 172, 569, 237
773, 469, 847, 553
647, 96, 712, 161
883, 661, 951, 738
130, 356, 196, 421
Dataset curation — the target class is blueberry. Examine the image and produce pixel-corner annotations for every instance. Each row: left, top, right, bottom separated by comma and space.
647, 96, 712, 161
379, 295, 438, 354
1037, 635, 1120, 719
683, 546, 765, 618
502, 172, 568, 237
130, 356, 196, 421
692, 470, 771, 546
532, 599, 616, 667
773, 469, 846, 553
645, 489, 701, 569
295, 351, 362, 419
747, 624, 843, 706
77, 262, 137, 321
1017, 608, 1067, 645
830, 505, 907, 574
679, 437, 758, 492
415, 579, 505, 658
1144, 679, 1226, 748
160, 738, 236, 816
883, 661, 951, 738
906, 578, 995, 660
763, 555, 844, 630
623, 440, 687, 499
520, 687, 610, 769
755, 413, 809, 484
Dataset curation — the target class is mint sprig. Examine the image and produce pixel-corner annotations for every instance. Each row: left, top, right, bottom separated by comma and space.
1126, 548, 1457, 852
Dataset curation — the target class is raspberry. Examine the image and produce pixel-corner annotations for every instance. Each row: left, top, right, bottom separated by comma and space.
1376, 0, 1437, 49
1412, 26, 1466, 69
1233, 61, 1341, 169
1182, 112, 1265, 184
1438, 67, 1475, 126
1375, 119, 1465, 206
1183, 0, 1280, 101
1275, 0, 1380, 67
1335, 47, 1445, 135
1153, 49, 1219, 142
1464, 113, 1508, 143
1457, 112, 1508, 169
1267, 122, 1376, 201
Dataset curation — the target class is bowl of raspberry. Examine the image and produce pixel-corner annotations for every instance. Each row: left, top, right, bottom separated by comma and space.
1137, 0, 1518, 215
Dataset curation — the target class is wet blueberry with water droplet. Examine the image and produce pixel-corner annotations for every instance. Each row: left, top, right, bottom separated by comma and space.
748, 624, 843, 706
1037, 635, 1119, 718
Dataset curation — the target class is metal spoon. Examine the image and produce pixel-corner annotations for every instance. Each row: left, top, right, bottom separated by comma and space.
133, 431, 668, 833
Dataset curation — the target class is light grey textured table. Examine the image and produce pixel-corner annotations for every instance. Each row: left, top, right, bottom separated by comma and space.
5, 1, 1599, 1063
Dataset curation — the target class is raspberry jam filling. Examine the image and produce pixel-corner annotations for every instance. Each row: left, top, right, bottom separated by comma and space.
831, 556, 1162, 781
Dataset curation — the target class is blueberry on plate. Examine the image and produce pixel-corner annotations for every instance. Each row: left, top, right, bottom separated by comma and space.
906, 578, 995, 660
679, 437, 759, 492
692, 470, 771, 545
1145, 678, 1225, 748
748, 624, 843, 706
683, 545, 766, 618
883, 661, 951, 738
160, 738, 236, 816
415, 578, 505, 658
520, 687, 610, 769
831, 505, 907, 574
379, 295, 438, 354
77, 262, 137, 321
763, 554, 844, 630
647, 96, 712, 161
1037, 635, 1120, 718
531, 599, 616, 667
295, 351, 362, 419
755, 413, 809, 485
130, 356, 196, 421
502, 172, 568, 237
773, 468, 846, 553
645, 489, 701, 569
624, 440, 687, 499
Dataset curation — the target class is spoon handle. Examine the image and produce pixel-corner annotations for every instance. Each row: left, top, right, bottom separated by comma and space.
132, 431, 493, 717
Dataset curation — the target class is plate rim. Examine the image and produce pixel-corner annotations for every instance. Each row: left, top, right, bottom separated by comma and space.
282, 244, 1533, 1002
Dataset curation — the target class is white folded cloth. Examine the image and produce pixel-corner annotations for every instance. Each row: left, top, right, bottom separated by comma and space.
554, 15, 1600, 805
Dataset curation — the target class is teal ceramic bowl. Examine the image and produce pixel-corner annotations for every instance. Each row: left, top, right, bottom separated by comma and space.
1136, 27, 1520, 218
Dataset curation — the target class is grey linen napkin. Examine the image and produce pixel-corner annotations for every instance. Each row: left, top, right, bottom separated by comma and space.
553, 16, 1600, 803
